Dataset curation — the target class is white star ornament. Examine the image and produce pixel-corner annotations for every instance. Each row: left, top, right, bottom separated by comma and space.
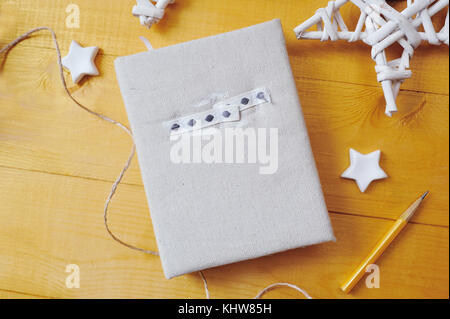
341, 149, 388, 193
62, 40, 99, 84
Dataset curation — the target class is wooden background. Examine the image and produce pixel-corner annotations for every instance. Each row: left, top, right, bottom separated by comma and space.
0, 0, 448, 299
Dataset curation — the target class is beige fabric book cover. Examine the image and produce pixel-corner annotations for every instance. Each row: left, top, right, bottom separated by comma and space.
115, 19, 335, 279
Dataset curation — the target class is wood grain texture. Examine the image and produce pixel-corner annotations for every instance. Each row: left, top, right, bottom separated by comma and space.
0, 51, 447, 226
0, 289, 44, 299
0, 166, 447, 299
1, 0, 448, 93
0, 0, 448, 299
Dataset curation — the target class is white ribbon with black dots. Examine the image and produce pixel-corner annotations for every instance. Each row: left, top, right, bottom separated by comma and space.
165, 88, 271, 136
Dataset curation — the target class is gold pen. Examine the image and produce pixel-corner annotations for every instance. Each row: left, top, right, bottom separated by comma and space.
340, 191, 429, 294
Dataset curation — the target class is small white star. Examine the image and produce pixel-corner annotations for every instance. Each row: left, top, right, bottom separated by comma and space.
341, 149, 388, 193
62, 40, 99, 84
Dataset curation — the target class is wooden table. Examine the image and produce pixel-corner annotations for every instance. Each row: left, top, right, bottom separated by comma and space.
0, 0, 448, 299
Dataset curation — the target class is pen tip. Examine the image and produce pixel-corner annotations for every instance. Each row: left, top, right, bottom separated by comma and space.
421, 191, 430, 200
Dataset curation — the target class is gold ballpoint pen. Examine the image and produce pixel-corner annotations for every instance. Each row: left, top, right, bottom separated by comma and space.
340, 191, 429, 294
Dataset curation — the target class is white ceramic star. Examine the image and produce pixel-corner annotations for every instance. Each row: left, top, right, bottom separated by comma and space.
341, 148, 388, 192
62, 40, 99, 84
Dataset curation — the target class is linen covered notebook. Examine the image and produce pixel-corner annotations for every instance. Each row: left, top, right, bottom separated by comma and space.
115, 19, 335, 279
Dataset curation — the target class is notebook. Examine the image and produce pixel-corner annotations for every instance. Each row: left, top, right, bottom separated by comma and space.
115, 19, 335, 279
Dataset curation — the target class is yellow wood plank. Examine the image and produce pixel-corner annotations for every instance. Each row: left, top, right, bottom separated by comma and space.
0, 289, 45, 299
0, 0, 448, 95
302, 82, 449, 227
0, 0, 448, 299
0, 166, 447, 299
0, 46, 447, 226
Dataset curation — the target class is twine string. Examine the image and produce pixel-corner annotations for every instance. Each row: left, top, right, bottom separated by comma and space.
0, 26, 158, 256
199, 271, 210, 299
254, 282, 313, 299
1, 27, 312, 300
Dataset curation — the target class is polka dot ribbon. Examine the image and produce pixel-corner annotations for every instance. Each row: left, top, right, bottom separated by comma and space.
164, 88, 271, 136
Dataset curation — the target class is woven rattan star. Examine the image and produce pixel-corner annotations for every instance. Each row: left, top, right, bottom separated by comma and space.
294, 0, 449, 116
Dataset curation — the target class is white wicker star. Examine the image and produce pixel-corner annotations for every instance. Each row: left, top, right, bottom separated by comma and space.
132, 0, 175, 29
294, 0, 449, 117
